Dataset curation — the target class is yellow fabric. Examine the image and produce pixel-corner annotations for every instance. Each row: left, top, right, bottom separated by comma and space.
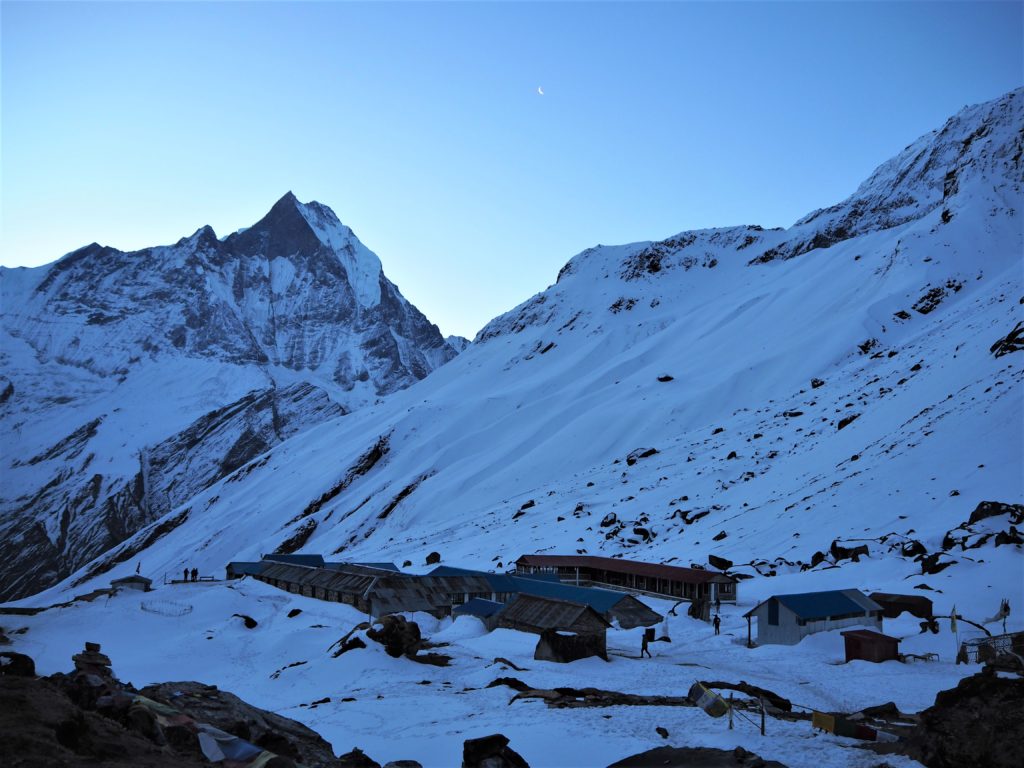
812, 711, 836, 733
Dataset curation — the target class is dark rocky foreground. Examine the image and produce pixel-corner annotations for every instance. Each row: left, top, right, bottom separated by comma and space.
608, 746, 786, 768
2, 638, 1021, 768
902, 666, 1024, 768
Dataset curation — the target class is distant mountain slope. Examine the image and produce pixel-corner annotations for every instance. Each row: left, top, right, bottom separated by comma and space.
0, 194, 458, 599
15, 89, 1024, 609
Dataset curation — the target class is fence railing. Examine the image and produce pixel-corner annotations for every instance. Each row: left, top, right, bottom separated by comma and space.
140, 600, 194, 617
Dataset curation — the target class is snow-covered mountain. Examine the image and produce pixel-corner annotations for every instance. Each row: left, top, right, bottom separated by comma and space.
14, 89, 1024, 609
0, 193, 458, 599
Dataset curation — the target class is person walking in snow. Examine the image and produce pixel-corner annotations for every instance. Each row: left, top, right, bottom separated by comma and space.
183, 567, 188, 582
713, 615, 721, 635
190, 567, 198, 582
641, 634, 652, 658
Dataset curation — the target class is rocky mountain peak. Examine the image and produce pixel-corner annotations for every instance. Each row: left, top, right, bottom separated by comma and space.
226, 191, 325, 261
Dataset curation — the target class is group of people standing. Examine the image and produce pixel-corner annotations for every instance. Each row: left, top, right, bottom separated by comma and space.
182, 567, 199, 582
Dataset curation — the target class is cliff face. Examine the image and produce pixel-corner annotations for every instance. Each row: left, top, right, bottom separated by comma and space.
0, 193, 457, 599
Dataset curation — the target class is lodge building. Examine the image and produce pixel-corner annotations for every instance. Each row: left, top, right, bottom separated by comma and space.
513, 554, 737, 605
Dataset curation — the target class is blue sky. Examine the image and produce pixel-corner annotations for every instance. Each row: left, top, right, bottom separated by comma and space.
2, 1, 1021, 338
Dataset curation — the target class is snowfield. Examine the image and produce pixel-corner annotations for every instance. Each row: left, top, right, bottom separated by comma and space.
6, 571, 1008, 768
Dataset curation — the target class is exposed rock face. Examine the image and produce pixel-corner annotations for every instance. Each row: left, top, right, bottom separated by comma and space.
904, 669, 1024, 768
367, 615, 423, 658
139, 680, 339, 768
462, 733, 530, 768
0, 673, 208, 768
534, 628, 607, 663
0, 193, 456, 600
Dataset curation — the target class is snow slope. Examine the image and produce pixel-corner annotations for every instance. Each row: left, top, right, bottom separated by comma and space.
0, 193, 458, 598
27, 89, 1021, 610
5, 567, 1010, 767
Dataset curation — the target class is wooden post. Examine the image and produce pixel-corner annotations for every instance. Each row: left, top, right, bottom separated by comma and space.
760, 697, 766, 735
728, 693, 734, 730
747, 615, 752, 648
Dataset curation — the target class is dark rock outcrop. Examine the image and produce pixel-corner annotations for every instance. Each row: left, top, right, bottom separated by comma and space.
534, 629, 608, 663
0, 651, 36, 677
462, 733, 530, 768
608, 746, 786, 768
139, 680, 338, 767
903, 668, 1024, 768
367, 615, 423, 658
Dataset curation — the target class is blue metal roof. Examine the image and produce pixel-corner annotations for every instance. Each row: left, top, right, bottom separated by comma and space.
508, 576, 630, 613
427, 565, 519, 593
453, 598, 504, 619
263, 554, 324, 568
227, 561, 267, 576
324, 561, 400, 572
774, 590, 871, 620
425, 566, 636, 613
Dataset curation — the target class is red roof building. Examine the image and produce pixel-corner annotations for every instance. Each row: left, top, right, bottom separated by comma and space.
841, 629, 901, 663
514, 554, 736, 604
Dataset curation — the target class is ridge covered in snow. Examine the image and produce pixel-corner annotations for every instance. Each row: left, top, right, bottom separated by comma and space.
0, 193, 459, 599
18, 88, 1020, 613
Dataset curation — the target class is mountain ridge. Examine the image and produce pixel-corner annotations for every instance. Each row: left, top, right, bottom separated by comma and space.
0, 195, 460, 599
16, 87, 1020, 609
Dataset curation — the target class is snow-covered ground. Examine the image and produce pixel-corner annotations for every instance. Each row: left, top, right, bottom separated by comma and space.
6, 572, 1006, 768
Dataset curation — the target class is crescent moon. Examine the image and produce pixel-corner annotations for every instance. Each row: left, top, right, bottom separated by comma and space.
537, 87, 544, 96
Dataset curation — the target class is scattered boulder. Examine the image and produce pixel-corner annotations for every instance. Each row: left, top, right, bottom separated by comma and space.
600, 512, 618, 528
837, 413, 860, 430
810, 378, 825, 389
425, 552, 441, 565
990, 321, 1024, 358
233, 614, 258, 629
829, 540, 869, 563
968, 501, 1024, 526
657, 375, 674, 382
367, 615, 422, 658
519, 500, 536, 511
462, 733, 530, 768
287, 608, 302, 618
655, 726, 669, 739
712, 531, 728, 542
338, 747, 382, 767
534, 629, 607, 663
0, 651, 36, 677
708, 554, 733, 571
625, 448, 659, 466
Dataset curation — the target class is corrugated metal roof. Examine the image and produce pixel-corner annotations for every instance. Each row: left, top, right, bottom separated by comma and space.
427, 566, 519, 593
454, 598, 504, 618
744, 589, 882, 620
499, 593, 610, 631
509, 576, 631, 613
353, 562, 400, 572
516, 554, 733, 584
264, 554, 325, 567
